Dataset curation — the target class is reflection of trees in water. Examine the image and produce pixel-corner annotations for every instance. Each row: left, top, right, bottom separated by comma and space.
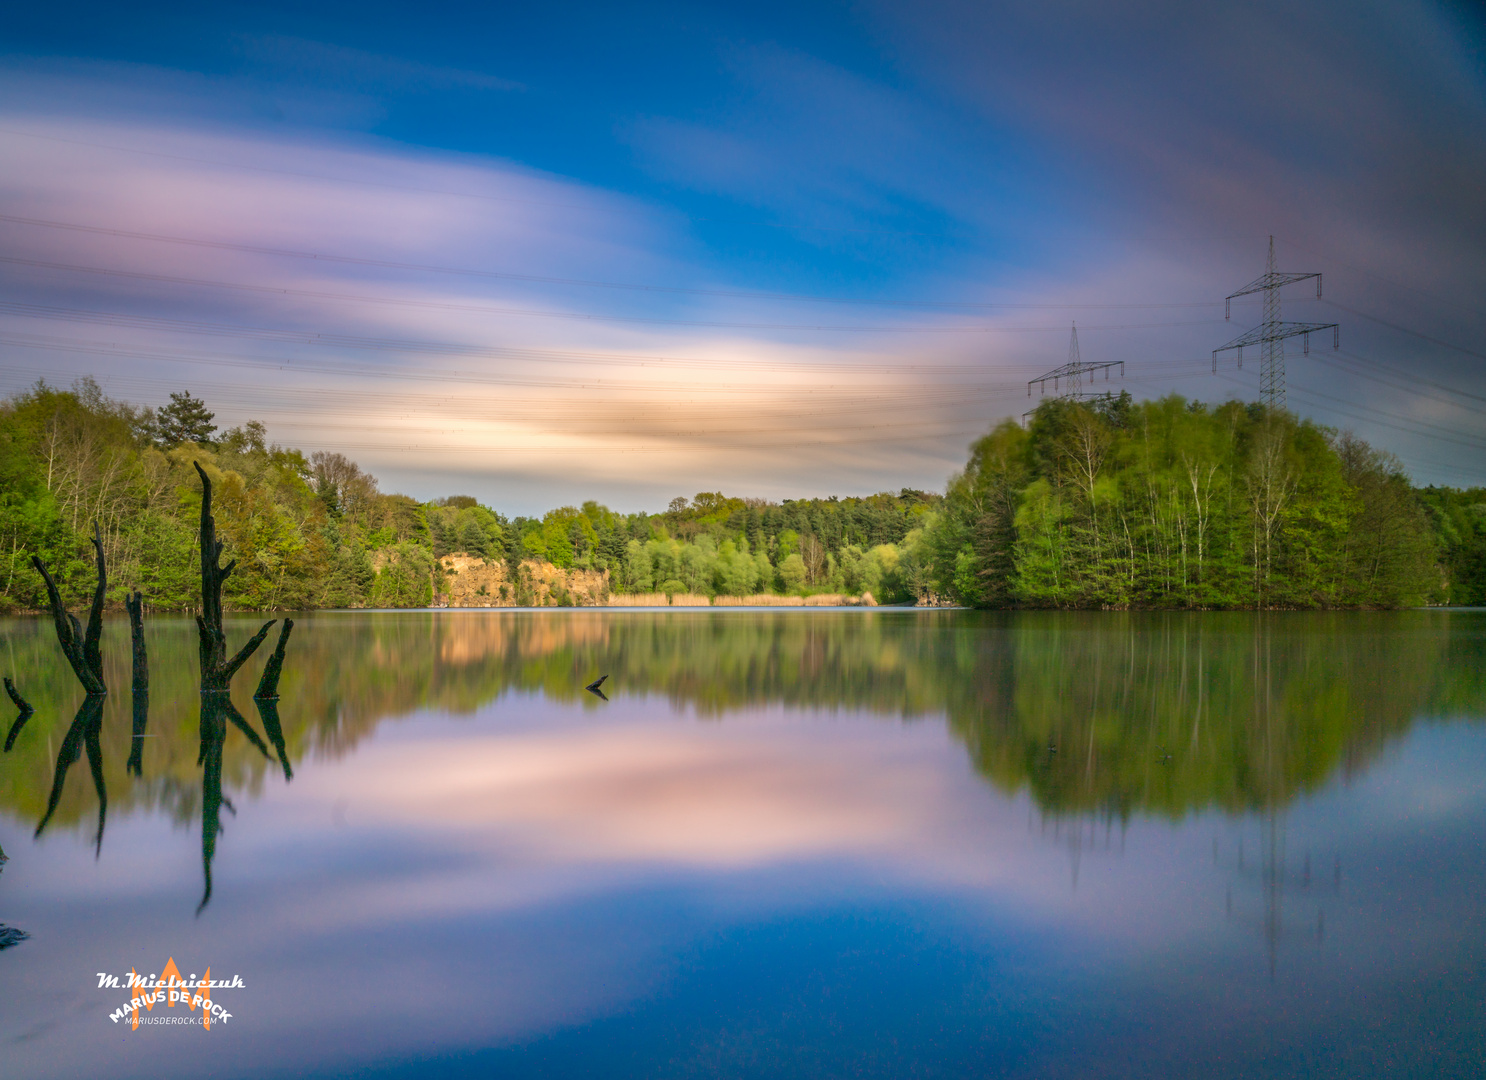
3, 611, 1483, 836
948, 612, 1485, 818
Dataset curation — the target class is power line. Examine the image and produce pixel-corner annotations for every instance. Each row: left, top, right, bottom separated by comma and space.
1212, 373, 1486, 453
1280, 232, 1484, 324
0, 255, 1234, 335
1286, 385, 1486, 451
0, 302, 1195, 376
0, 213, 1265, 314
0, 335, 1036, 396
0, 340, 1207, 414
1331, 347, 1486, 405
0, 126, 1268, 245
0, 125, 965, 240
1320, 300, 1486, 363
1310, 353, 1486, 416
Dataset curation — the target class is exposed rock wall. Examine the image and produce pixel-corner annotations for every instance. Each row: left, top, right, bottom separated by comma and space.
438, 556, 879, 608
437, 555, 609, 607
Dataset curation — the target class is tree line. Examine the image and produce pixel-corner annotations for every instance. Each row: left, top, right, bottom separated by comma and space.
0, 380, 936, 611
0, 380, 1480, 611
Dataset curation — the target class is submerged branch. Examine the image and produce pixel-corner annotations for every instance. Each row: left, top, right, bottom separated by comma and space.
223, 620, 277, 683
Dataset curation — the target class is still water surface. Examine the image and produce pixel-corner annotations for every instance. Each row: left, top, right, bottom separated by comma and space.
1, 609, 1483, 1078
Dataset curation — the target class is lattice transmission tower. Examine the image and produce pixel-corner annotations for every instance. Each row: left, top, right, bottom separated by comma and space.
1027, 322, 1124, 401
1212, 236, 1338, 409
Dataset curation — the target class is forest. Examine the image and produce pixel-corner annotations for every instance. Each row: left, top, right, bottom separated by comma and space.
0, 379, 1481, 612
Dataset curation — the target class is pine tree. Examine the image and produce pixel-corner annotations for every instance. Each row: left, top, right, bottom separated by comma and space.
154, 391, 217, 446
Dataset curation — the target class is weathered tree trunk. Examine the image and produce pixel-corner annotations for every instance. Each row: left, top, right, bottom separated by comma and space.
4, 677, 34, 752
194, 462, 275, 692
187, 463, 301, 911
30, 523, 108, 695
125, 588, 150, 775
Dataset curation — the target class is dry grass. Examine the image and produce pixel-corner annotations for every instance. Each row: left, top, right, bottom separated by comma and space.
606, 593, 671, 606
609, 592, 878, 607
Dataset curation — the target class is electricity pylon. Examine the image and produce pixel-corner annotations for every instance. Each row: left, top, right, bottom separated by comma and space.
1028, 323, 1124, 399
1212, 237, 1338, 409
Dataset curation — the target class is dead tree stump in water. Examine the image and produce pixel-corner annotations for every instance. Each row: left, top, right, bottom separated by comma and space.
126, 590, 148, 691
193, 462, 275, 693
254, 619, 294, 700
30, 523, 108, 696
125, 589, 151, 776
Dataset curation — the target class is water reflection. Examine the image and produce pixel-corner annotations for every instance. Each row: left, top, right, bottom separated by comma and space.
33, 693, 106, 855
1215, 811, 1340, 980
0, 610, 1482, 1078
255, 695, 293, 782
1, 611, 1481, 832
192, 691, 295, 912
3, 676, 33, 751
197, 693, 228, 914
0, 610, 1482, 917
0, 839, 24, 950
126, 689, 148, 777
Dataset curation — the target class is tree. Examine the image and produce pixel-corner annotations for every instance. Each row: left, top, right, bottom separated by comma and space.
155, 391, 217, 447
220, 420, 267, 455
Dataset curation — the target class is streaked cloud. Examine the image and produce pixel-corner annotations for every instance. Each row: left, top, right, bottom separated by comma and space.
1, 1, 1483, 504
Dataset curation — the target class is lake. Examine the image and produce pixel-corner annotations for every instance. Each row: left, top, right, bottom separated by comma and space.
1, 609, 1483, 1078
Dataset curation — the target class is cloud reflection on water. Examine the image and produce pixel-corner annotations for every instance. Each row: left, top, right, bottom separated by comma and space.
1, 611, 1485, 1078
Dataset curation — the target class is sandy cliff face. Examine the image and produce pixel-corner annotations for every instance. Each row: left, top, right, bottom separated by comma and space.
437, 554, 609, 607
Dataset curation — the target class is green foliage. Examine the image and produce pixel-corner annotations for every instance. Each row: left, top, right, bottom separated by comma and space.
927, 395, 1444, 609
371, 543, 436, 608
152, 390, 218, 447
0, 381, 1463, 612
1417, 486, 1486, 605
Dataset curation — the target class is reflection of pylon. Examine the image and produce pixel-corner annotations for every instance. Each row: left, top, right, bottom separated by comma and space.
1220, 819, 1334, 981
1212, 237, 1339, 409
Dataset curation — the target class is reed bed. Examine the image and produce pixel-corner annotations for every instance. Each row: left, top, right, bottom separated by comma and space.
609, 593, 876, 607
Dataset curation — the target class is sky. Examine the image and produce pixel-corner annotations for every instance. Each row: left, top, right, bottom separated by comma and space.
0, 0, 1483, 512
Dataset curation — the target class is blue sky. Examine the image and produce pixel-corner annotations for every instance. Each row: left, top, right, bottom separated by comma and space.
1, 1, 1483, 509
